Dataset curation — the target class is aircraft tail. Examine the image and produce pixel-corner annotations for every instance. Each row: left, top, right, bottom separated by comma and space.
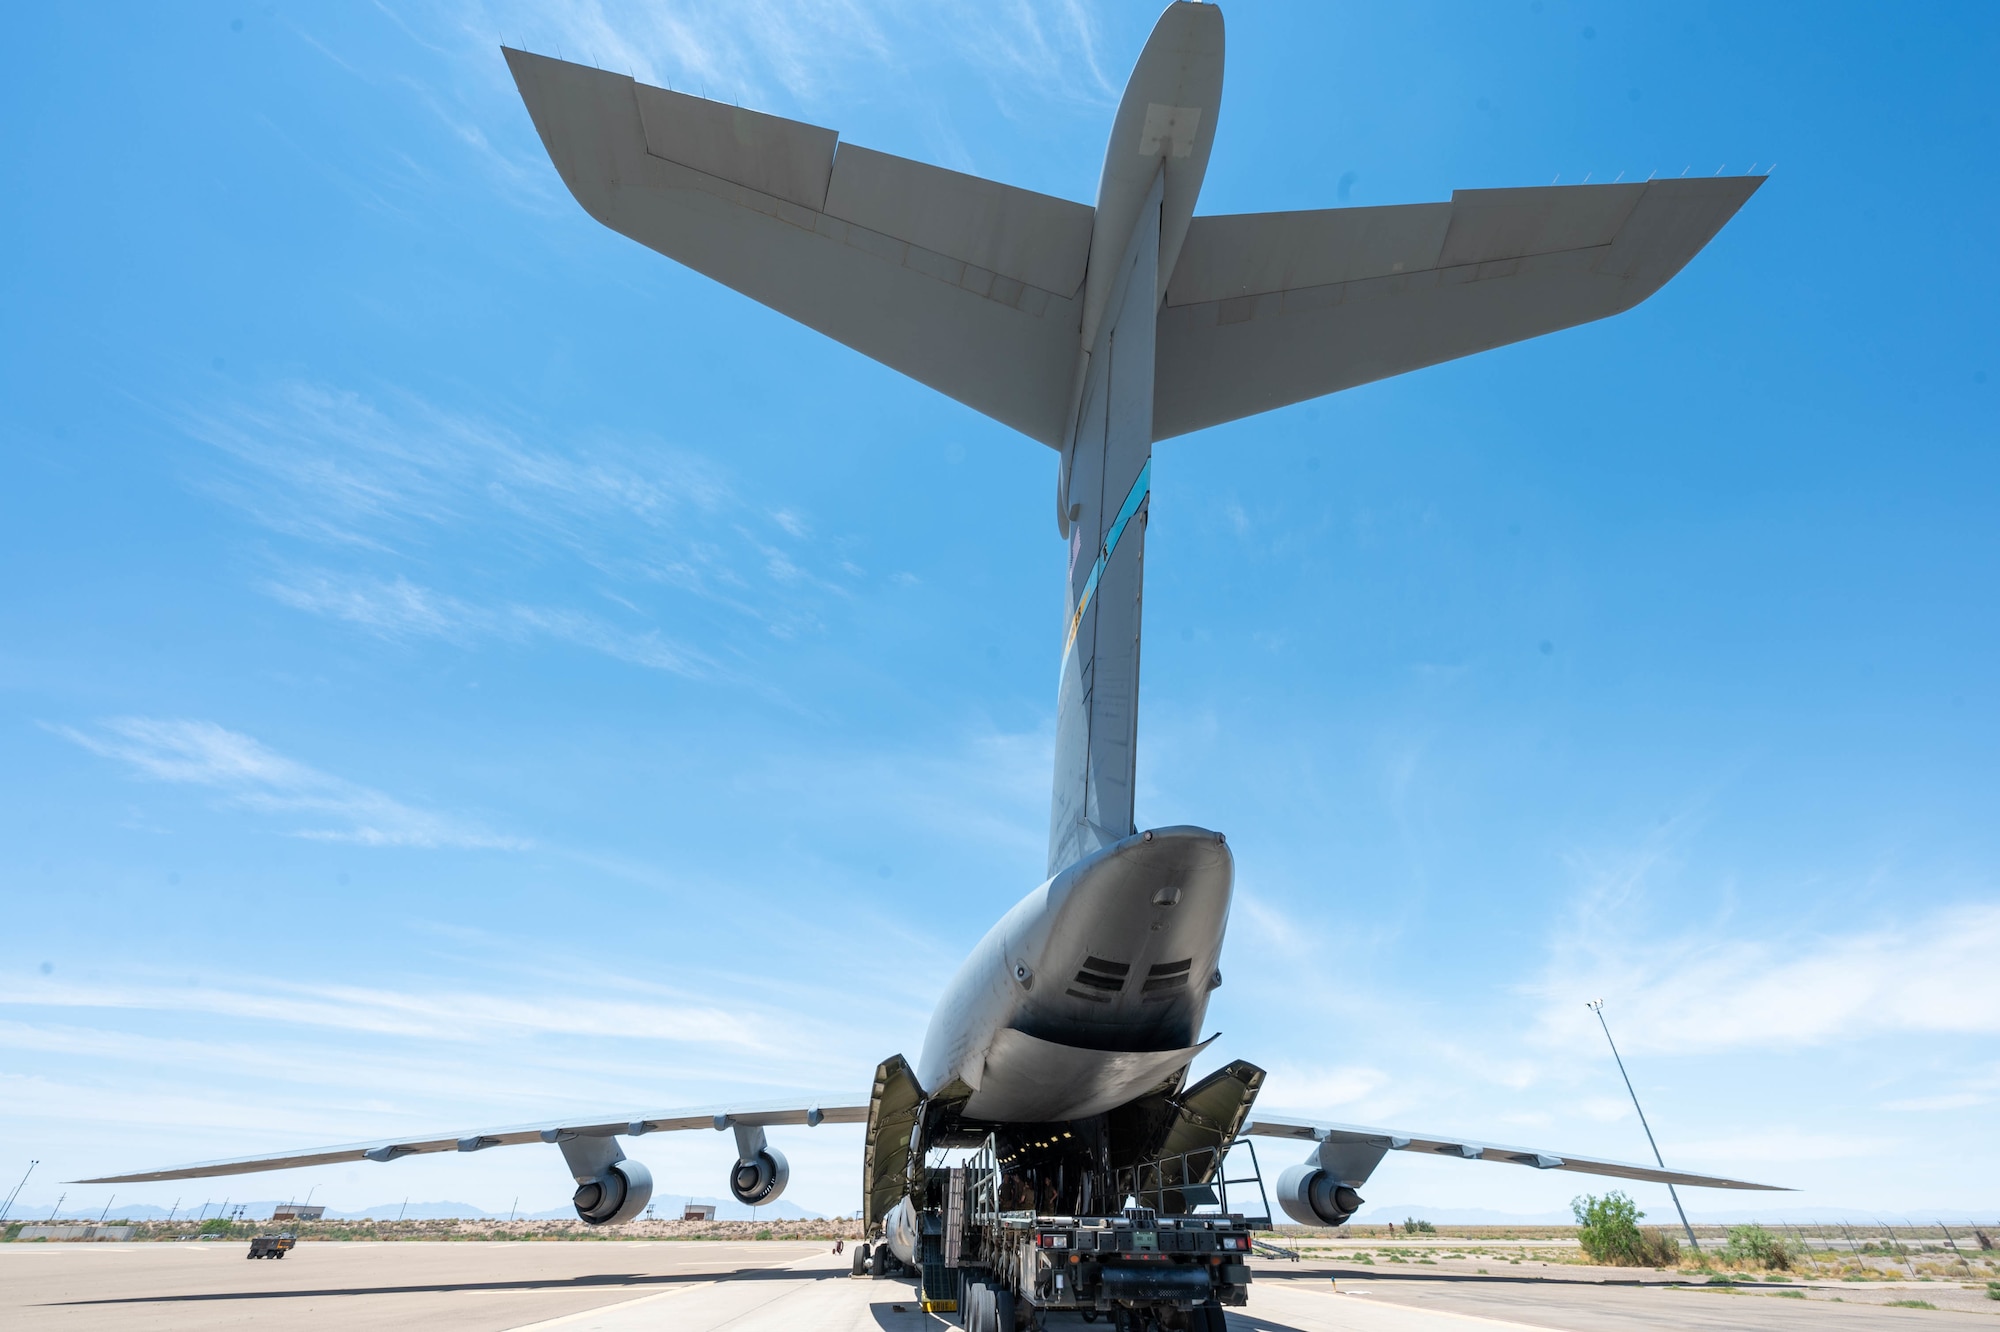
1047, 173, 1163, 877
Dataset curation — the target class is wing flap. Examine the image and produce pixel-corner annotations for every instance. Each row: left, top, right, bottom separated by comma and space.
1437, 183, 1646, 267
1155, 177, 1762, 440
1164, 203, 1452, 303
506, 48, 1084, 447
76, 1097, 869, 1185
824, 144, 1093, 296
634, 83, 836, 211
1245, 1115, 1786, 1191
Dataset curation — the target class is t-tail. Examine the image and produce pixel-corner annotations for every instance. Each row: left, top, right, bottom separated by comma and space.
1047, 4, 1223, 878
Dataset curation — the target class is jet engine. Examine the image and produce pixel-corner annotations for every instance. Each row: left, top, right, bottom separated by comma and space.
729, 1147, 790, 1207
573, 1158, 653, 1226
720, 1118, 791, 1207
1274, 1162, 1363, 1228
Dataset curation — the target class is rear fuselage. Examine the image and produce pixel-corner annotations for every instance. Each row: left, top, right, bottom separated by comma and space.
916, 826, 1232, 1123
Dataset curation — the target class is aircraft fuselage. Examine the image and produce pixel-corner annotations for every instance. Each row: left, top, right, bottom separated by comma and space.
916, 826, 1232, 1124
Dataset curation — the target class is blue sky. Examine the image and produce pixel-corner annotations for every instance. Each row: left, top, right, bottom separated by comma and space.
3, 0, 1996, 1225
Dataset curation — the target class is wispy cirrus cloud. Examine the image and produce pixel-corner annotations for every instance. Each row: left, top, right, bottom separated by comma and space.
185, 380, 734, 558
263, 571, 718, 678
50, 717, 525, 850
440, 0, 1116, 118
0, 973, 758, 1049
180, 380, 848, 671
1528, 839, 2000, 1055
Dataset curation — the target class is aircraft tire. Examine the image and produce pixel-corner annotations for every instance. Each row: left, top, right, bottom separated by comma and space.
962, 1281, 993, 1332
851, 1243, 870, 1276
871, 1244, 890, 1277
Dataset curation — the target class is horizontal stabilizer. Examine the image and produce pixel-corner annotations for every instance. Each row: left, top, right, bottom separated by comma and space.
504, 49, 1089, 446
76, 1097, 868, 1184
1246, 1115, 1787, 1191
1155, 176, 1763, 438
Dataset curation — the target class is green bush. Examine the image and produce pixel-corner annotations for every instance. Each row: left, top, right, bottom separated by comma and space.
1722, 1225, 1798, 1271
1571, 1192, 1680, 1267
1401, 1218, 1436, 1234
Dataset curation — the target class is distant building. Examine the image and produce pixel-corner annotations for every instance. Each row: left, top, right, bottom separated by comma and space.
682, 1204, 717, 1221
271, 1205, 325, 1221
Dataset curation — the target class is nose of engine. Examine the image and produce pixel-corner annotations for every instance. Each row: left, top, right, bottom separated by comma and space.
1012, 826, 1233, 1051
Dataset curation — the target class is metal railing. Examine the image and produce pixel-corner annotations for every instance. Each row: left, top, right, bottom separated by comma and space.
1111, 1137, 1273, 1227
967, 1133, 1001, 1225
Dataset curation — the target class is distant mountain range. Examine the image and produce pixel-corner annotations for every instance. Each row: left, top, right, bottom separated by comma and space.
1351, 1203, 2000, 1227
12, 1194, 827, 1223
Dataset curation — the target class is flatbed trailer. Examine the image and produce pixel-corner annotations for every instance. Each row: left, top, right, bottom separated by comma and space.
935, 1206, 1254, 1331
874, 1134, 1271, 1331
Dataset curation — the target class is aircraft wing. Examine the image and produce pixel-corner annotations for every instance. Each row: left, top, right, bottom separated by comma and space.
75, 1097, 869, 1184
1154, 176, 1763, 439
505, 49, 1090, 448
1245, 1115, 1787, 1191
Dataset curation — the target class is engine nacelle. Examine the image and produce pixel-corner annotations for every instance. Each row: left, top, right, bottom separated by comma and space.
882, 1194, 919, 1268
573, 1158, 653, 1226
728, 1147, 790, 1207
1275, 1163, 1363, 1228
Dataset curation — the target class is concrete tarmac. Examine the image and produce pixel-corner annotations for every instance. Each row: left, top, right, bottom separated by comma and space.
3, 1242, 1993, 1331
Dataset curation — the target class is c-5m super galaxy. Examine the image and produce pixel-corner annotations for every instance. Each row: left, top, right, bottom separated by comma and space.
87, 5, 1777, 1326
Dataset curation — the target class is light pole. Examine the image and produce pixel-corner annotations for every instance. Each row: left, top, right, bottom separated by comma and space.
1588, 999, 1700, 1253
0, 1161, 36, 1223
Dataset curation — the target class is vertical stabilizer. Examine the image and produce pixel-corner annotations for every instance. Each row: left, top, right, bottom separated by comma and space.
1048, 174, 1163, 876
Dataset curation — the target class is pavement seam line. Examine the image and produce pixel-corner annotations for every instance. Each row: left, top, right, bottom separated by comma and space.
495, 1281, 721, 1332
495, 1255, 816, 1332
1303, 1283, 1572, 1331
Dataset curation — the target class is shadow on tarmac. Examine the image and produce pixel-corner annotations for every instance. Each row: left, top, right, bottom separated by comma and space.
49, 1262, 863, 1308
1268, 1265, 1743, 1290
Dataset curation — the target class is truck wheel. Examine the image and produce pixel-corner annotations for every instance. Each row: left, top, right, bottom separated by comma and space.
993, 1286, 1015, 1331
1197, 1305, 1227, 1332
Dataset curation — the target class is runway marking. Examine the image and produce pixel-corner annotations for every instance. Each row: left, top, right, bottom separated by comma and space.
1256, 1279, 1572, 1331
495, 1279, 721, 1330
495, 1253, 832, 1332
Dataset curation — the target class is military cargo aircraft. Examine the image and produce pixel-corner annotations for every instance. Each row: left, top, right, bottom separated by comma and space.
87, 5, 1775, 1323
